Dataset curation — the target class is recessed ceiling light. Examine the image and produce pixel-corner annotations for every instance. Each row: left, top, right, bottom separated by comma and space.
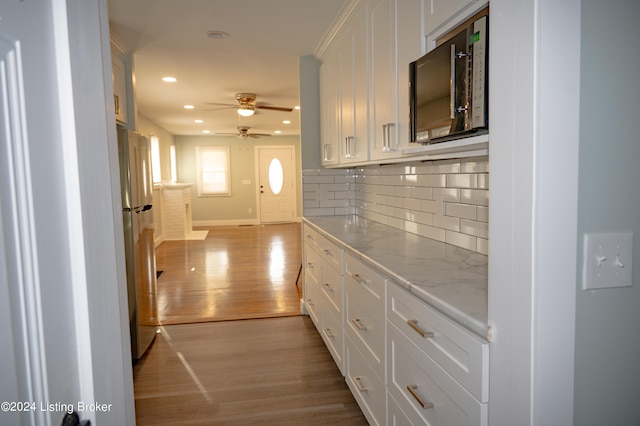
205, 30, 229, 39
202, 130, 210, 134
274, 130, 282, 134
194, 119, 203, 123
162, 77, 177, 83
184, 105, 194, 109
282, 120, 291, 125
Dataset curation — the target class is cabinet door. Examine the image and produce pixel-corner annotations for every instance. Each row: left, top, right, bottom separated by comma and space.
369, 0, 397, 161
320, 53, 340, 166
370, 0, 423, 160
111, 53, 127, 124
340, 10, 369, 164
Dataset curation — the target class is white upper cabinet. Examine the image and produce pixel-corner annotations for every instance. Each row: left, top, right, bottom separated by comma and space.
339, 8, 369, 164
369, 0, 423, 161
320, 50, 340, 166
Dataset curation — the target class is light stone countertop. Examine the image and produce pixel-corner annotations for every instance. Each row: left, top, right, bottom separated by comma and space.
303, 215, 490, 340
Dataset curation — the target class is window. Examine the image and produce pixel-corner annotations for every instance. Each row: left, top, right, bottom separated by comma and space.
196, 146, 230, 196
150, 135, 161, 183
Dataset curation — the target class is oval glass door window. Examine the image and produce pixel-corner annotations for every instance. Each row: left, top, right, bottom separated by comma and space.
268, 157, 284, 195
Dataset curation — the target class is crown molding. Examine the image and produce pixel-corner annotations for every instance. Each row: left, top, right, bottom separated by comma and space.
314, 0, 367, 58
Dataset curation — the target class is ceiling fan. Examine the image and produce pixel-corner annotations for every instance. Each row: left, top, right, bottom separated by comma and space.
205, 92, 293, 117
215, 126, 272, 139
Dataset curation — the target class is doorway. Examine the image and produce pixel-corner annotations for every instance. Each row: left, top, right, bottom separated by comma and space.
255, 145, 296, 223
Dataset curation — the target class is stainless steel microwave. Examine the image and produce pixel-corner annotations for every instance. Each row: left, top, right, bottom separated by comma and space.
409, 15, 488, 144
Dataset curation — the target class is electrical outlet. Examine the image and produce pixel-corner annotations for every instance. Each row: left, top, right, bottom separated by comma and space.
582, 232, 633, 290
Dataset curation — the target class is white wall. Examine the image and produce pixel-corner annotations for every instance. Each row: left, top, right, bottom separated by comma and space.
574, 0, 640, 424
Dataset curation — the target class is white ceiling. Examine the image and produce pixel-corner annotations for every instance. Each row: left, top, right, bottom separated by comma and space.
107, 0, 348, 137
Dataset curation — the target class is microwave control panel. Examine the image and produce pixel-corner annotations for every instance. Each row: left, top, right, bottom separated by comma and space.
471, 16, 487, 128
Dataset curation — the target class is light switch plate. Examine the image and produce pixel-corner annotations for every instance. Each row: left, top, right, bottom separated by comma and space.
582, 232, 633, 290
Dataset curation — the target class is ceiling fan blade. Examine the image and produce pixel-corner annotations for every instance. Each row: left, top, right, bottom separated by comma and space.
249, 133, 272, 137
255, 105, 293, 112
204, 102, 236, 107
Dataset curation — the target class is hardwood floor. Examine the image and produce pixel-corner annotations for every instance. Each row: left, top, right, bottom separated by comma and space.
135, 223, 367, 425
134, 317, 368, 425
154, 223, 303, 324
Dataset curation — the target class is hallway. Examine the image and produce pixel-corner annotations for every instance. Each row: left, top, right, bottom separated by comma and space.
154, 223, 302, 324
133, 223, 367, 424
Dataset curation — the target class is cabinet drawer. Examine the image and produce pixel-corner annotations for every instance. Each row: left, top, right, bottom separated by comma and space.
346, 337, 386, 426
320, 306, 344, 375
387, 283, 489, 402
345, 289, 385, 381
388, 392, 413, 426
304, 242, 320, 284
343, 252, 385, 311
388, 323, 488, 426
303, 224, 321, 252
304, 275, 322, 327
319, 258, 342, 314
317, 233, 342, 273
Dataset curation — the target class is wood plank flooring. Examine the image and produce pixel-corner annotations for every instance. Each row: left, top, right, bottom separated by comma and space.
154, 223, 303, 324
135, 223, 368, 425
134, 317, 368, 425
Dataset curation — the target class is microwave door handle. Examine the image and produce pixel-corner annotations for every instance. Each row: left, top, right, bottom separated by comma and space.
450, 44, 456, 119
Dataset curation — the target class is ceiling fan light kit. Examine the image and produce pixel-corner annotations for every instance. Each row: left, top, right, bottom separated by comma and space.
237, 104, 255, 117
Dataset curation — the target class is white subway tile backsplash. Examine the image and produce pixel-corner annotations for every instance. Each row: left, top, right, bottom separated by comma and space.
445, 230, 477, 251
445, 202, 477, 220
302, 157, 489, 255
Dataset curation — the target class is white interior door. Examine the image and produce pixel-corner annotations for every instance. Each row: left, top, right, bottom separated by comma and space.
0, 0, 134, 424
256, 146, 296, 223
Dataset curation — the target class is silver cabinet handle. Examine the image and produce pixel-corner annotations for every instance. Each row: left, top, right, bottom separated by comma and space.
323, 282, 333, 291
324, 328, 334, 338
351, 318, 366, 330
407, 384, 434, 409
323, 143, 332, 161
306, 262, 315, 269
349, 272, 367, 285
307, 298, 314, 306
345, 136, 355, 157
407, 319, 434, 338
382, 123, 387, 150
354, 376, 368, 392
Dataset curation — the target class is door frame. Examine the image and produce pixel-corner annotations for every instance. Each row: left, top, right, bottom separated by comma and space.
254, 145, 298, 224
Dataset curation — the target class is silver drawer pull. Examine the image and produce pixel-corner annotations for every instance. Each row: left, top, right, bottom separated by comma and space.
407, 319, 434, 338
323, 283, 333, 291
324, 328, 334, 338
351, 318, 367, 330
349, 273, 367, 285
307, 298, 314, 306
354, 376, 368, 392
306, 262, 315, 269
323, 249, 332, 256
407, 384, 434, 410
305, 234, 315, 241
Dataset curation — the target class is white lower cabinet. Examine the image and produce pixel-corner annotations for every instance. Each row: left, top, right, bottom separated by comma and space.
302, 223, 489, 425
388, 323, 488, 425
346, 337, 387, 426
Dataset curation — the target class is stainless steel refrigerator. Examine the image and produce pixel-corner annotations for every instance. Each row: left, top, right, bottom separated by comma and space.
118, 128, 158, 360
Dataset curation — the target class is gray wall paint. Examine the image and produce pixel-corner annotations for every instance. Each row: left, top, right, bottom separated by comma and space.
575, 0, 640, 424
299, 55, 322, 170
175, 135, 302, 222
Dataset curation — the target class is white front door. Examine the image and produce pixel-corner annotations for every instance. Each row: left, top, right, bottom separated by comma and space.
0, 1, 134, 424
256, 146, 296, 223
